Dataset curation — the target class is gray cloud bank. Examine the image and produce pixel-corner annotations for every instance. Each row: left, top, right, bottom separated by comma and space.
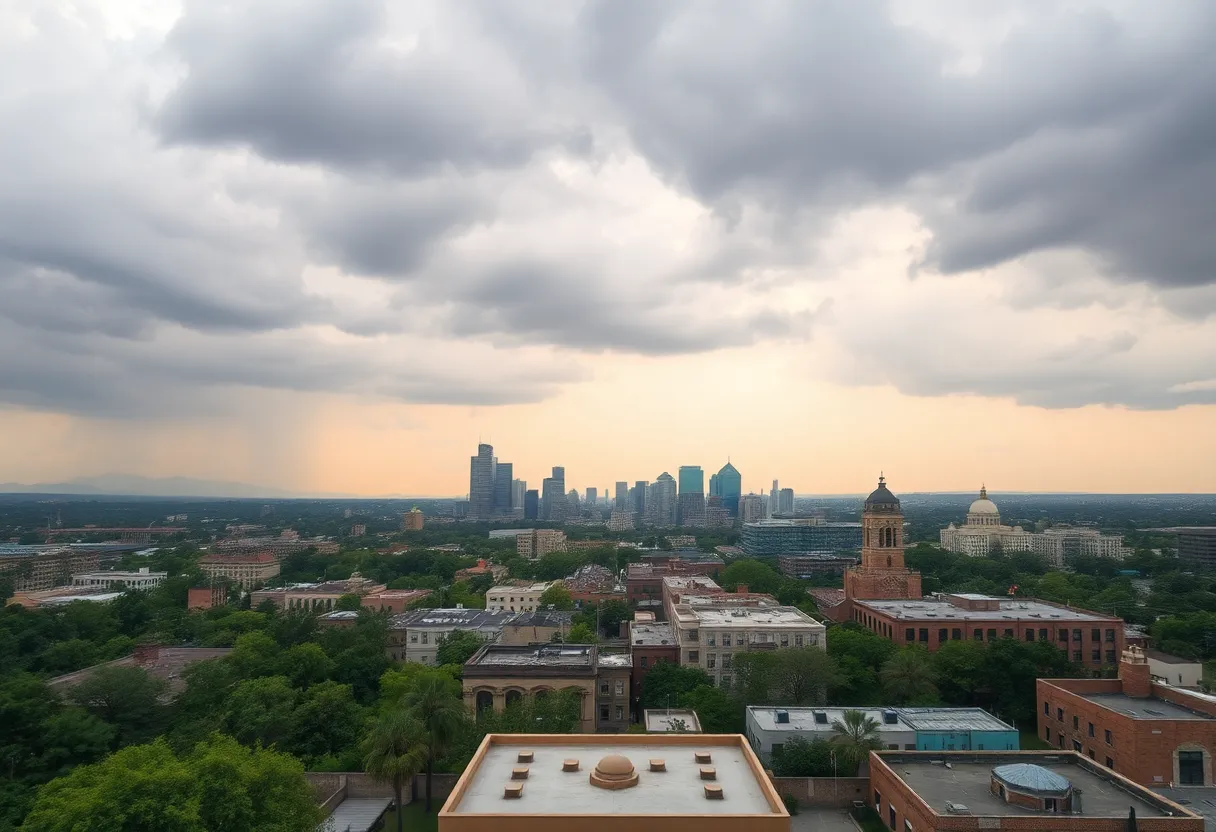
1, 0, 1214, 415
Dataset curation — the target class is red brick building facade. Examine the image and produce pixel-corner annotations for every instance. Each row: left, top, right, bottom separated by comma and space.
843, 476, 922, 607
625, 559, 722, 609
1038, 647, 1216, 786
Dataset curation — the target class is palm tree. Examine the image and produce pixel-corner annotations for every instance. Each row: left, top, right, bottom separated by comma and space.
402, 673, 466, 812
880, 648, 939, 705
830, 709, 884, 774
361, 708, 428, 832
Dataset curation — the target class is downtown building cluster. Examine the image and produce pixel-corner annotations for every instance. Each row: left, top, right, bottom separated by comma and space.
467, 443, 802, 529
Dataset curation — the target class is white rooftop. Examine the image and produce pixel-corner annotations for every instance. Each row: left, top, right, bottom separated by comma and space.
680, 605, 823, 628
644, 709, 703, 733
855, 597, 1116, 622
447, 739, 780, 815
630, 622, 676, 647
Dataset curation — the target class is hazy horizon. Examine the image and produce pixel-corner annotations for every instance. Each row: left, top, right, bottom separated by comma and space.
3, 2, 1216, 496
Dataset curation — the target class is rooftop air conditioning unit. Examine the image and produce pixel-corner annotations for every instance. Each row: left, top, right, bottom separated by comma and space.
945, 803, 972, 815
776, 710, 790, 724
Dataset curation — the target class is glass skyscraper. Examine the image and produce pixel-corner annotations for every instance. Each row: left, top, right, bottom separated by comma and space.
678, 465, 704, 494
714, 462, 742, 517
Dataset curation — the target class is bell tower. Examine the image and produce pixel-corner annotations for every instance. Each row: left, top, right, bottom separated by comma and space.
844, 474, 922, 603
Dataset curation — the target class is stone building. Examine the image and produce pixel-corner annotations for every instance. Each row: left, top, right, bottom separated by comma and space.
198, 552, 280, 589
485, 582, 554, 613
939, 487, 1034, 557
461, 644, 631, 733
516, 530, 567, 559
0, 547, 101, 593
388, 608, 517, 664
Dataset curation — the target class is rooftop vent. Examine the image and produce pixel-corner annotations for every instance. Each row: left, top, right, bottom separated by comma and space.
695, 752, 713, 764
517, 750, 534, 763
883, 710, 899, 725
504, 783, 523, 799
562, 759, 580, 772
945, 802, 971, 815
512, 767, 529, 780
776, 710, 790, 724
649, 759, 666, 772
704, 784, 724, 800
813, 711, 828, 725
700, 767, 717, 780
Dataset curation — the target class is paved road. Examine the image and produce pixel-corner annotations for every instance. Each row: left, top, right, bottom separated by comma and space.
791, 808, 856, 832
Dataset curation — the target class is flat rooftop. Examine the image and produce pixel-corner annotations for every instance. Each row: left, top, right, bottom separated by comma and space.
391, 608, 515, 629
644, 709, 702, 732
444, 736, 783, 816
631, 622, 676, 647
748, 706, 1013, 734
883, 755, 1181, 819
682, 606, 821, 628
469, 644, 594, 668
1080, 692, 1215, 721
856, 597, 1117, 622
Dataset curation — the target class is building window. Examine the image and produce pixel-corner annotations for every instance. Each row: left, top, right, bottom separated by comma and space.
1105, 629, 1116, 642
1060, 629, 1069, 642
707, 655, 716, 669
1088, 749, 1095, 759
1106, 757, 1114, 769
1092, 649, 1101, 662
1004, 628, 1013, 638
874, 790, 881, 812
1106, 650, 1116, 664
1091, 629, 1101, 642
615, 680, 624, 696
1045, 726, 1051, 741
1105, 729, 1112, 745
795, 634, 804, 647
688, 650, 699, 663
781, 634, 789, 647
600, 683, 609, 695
938, 628, 948, 643
640, 656, 648, 668
1057, 707, 1064, 721
1044, 701, 1050, 716
974, 630, 983, 641
1088, 722, 1094, 738
1073, 716, 1079, 730
919, 628, 929, 643
615, 706, 623, 720
689, 630, 699, 642
722, 654, 733, 670
1039, 628, 1048, 641
1073, 650, 1082, 662
410, 634, 418, 643
889, 806, 896, 830
707, 634, 716, 646
1072, 740, 1081, 752
953, 628, 962, 640
421, 633, 428, 644
1057, 733, 1064, 748
720, 675, 731, 688
987, 628, 997, 641
600, 707, 609, 721
1026, 629, 1035, 641
1073, 628, 1082, 642
905, 628, 915, 641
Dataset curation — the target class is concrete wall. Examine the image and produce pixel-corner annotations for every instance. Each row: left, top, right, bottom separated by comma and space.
772, 777, 869, 807
305, 771, 460, 805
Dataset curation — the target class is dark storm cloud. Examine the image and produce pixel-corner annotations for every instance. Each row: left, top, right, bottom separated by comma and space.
573, 0, 1216, 289
157, 0, 591, 175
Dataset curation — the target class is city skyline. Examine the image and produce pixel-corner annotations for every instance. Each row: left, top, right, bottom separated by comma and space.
3, 2, 1216, 497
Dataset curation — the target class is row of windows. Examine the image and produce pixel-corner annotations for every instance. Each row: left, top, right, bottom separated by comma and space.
598, 680, 627, 697
690, 631, 816, 648
1047, 727, 1115, 769
1045, 701, 1115, 746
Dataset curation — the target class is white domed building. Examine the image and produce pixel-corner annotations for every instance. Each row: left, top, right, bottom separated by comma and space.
940, 486, 1033, 557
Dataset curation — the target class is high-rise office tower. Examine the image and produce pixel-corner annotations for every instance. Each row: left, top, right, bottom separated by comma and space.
739, 493, 766, 523
769, 480, 779, 519
632, 480, 648, 518
511, 479, 525, 510
469, 443, 495, 520
715, 462, 742, 517
524, 489, 539, 520
586, 487, 598, 507
678, 492, 706, 527
494, 462, 513, 515
542, 466, 567, 521
648, 472, 677, 527
567, 489, 581, 513
614, 481, 629, 510
779, 487, 795, 515
678, 466, 704, 495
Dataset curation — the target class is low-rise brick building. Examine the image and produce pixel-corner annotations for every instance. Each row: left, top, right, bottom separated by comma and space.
628, 613, 679, 712
1038, 646, 1216, 787
850, 593, 1124, 671
869, 750, 1202, 831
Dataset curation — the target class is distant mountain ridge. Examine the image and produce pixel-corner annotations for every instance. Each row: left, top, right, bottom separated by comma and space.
0, 474, 350, 499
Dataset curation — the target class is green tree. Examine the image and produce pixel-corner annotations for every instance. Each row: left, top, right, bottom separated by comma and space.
830, 710, 883, 774
227, 630, 280, 679
402, 673, 465, 812
719, 559, 783, 594
639, 661, 712, 710
362, 709, 428, 832
288, 681, 365, 764
435, 630, 485, 668
224, 676, 298, 747
596, 600, 632, 638
566, 622, 598, 643
880, 647, 939, 705
38, 707, 116, 778
335, 593, 363, 611
678, 685, 744, 733
771, 737, 838, 777
68, 665, 167, 747
21, 735, 321, 832
537, 583, 574, 610
277, 642, 334, 688
733, 647, 840, 705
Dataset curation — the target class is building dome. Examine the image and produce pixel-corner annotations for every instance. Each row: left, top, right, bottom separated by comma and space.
590, 754, 638, 790
969, 485, 999, 515
864, 475, 900, 510
991, 764, 1072, 796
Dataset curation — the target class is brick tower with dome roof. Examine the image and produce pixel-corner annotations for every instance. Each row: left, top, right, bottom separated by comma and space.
842, 474, 922, 605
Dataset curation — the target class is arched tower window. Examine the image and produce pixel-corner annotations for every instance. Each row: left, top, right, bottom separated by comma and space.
886, 555, 892, 568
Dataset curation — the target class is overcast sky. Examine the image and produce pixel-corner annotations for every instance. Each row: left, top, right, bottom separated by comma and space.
2, 0, 1215, 496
